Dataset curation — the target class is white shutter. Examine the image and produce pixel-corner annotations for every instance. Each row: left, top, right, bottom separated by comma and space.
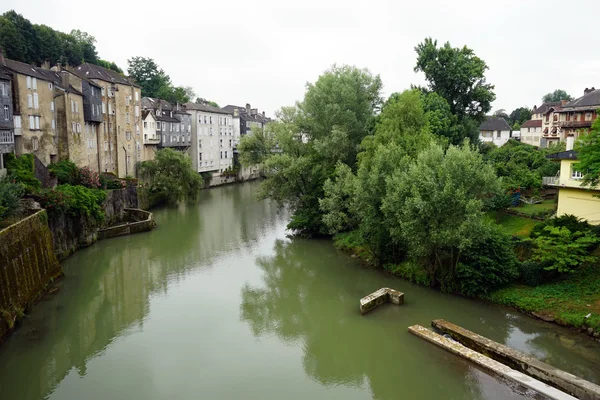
32, 78, 37, 90
102, 102, 106, 114
35, 116, 40, 130
75, 102, 79, 113
52, 119, 55, 129
29, 115, 34, 129
33, 93, 39, 109
26, 76, 32, 89
50, 101, 54, 112
27, 94, 33, 108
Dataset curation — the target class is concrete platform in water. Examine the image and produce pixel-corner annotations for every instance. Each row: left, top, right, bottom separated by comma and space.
359, 287, 404, 314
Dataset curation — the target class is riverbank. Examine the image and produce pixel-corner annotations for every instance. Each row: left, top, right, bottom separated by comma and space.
333, 230, 600, 338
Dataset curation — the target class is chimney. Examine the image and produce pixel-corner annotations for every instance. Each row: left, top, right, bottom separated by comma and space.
41, 60, 51, 70
250, 108, 258, 116
561, 100, 568, 105
584, 87, 596, 96
262, 111, 265, 118
233, 108, 239, 117
61, 70, 70, 89
245, 103, 251, 114
566, 135, 575, 151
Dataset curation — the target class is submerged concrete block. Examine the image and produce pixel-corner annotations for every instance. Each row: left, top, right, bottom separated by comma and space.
408, 325, 576, 400
432, 319, 600, 400
359, 287, 404, 314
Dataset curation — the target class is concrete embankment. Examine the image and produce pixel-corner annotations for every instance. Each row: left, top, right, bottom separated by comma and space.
0, 210, 62, 342
408, 325, 577, 400
432, 319, 600, 400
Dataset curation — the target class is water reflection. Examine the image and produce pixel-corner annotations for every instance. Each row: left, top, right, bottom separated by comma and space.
240, 238, 543, 399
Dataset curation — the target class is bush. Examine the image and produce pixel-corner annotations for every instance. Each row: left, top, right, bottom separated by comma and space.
531, 214, 594, 238
34, 184, 106, 222
453, 225, 520, 296
48, 160, 80, 185
5, 154, 40, 192
530, 226, 599, 274
79, 167, 101, 188
0, 177, 24, 220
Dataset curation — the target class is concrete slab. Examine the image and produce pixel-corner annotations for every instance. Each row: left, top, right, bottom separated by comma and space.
359, 287, 404, 314
432, 319, 600, 400
409, 325, 577, 400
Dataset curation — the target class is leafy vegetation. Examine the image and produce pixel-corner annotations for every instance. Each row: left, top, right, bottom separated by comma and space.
138, 148, 203, 205
0, 10, 120, 70
574, 117, 600, 187
0, 177, 24, 221
33, 184, 106, 222
542, 89, 573, 103
127, 56, 196, 104
5, 153, 40, 192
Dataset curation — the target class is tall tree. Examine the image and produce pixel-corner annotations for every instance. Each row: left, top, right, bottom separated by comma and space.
508, 107, 532, 128
127, 56, 172, 98
414, 38, 495, 143
70, 29, 98, 64
542, 89, 573, 103
195, 97, 219, 108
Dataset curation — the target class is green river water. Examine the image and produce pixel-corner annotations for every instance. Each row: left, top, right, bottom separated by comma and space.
1, 181, 600, 400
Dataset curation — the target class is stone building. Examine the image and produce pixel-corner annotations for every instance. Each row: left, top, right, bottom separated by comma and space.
141, 97, 190, 152
141, 109, 160, 162
185, 102, 234, 175
557, 88, 599, 142
0, 65, 14, 173
73, 63, 142, 177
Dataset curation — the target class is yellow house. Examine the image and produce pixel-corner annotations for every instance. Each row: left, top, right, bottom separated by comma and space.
544, 149, 600, 224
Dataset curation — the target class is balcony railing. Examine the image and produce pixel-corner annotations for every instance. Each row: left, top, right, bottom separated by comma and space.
542, 176, 560, 186
559, 121, 593, 128
0, 130, 14, 144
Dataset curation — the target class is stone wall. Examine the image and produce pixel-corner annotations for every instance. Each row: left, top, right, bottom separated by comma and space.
0, 210, 61, 342
97, 208, 155, 239
48, 186, 139, 260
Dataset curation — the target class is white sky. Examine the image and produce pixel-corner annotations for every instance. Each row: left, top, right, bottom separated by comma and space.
3, 0, 599, 116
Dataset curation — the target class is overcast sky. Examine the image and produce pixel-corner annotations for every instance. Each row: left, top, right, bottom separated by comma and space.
3, 0, 599, 116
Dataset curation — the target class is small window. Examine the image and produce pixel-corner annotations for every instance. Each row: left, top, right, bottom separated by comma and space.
32, 137, 39, 150
572, 169, 583, 179
3, 105, 8, 120
496, 130, 501, 138
14, 115, 21, 128
52, 119, 55, 129
0, 82, 5, 96
48, 82, 53, 90
586, 112, 593, 121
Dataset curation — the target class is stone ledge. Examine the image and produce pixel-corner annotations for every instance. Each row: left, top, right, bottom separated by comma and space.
408, 325, 576, 400
432, 319, 600, 400
359, 287, 404, 314
97, 209, 155, 240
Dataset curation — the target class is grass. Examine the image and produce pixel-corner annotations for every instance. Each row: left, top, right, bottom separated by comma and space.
488, 264, 600, 332
486, 211, 538, 238
510, 199, 557, 217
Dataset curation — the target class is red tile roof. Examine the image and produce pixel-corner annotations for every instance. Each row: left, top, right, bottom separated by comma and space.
521, 119, 542, 128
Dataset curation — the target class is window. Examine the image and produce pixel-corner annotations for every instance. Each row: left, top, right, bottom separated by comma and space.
220, 139, 223, 147
108, 103, 112, 114
135, 105, 139, 117
3, 105, 8, 120
204, 116, 207, 124
572, 168, 583, 179
32, 78, 37, 90
225, 151, 228, 158
586, 112, 593, 121
162, 135, 166, 143
527, 127, 531, 133
29, 115, 34, 129
220, 151, 223, 159
553, 114, 558, 121
210, 116, 212, 124
496, 130, 501, 138
27, 94, 33, 108
126, 113, 130, 123
126, 131, 131, 140
14, 115, 21, 128
545, 114, 549, 122
32, 137, 39, 151
0, 82, 5, 96
52, 119, 55, 130
101, 87, 105, 96
162, 122, 166, 131
199, 152, 202, 161
135, 91, 139, 102
574, 113, 579, 121
75, 101, 79, 113
229, 139, 232, 147
72, 122, 76, 132
26, 76, 32, 89
188, 124, 191, 132
125, 96, 130, 106
77, 123, 82, 133
102, 102, 106, 114
33, 93, 39, 109
176, 124, 179, 132
144, 121, 147, 128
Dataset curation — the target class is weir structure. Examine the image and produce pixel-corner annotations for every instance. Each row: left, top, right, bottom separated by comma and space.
359, 287, 404, 314
409, 319, 600, 400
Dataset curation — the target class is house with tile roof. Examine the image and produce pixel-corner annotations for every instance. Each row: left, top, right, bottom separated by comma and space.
0, 65, 14, 174
479, 116, 512, 147
556, 88, 600, 144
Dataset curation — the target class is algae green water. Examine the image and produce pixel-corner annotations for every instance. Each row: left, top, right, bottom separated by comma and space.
1, 181, 600, 400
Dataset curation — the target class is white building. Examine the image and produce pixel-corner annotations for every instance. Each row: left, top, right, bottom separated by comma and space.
141, 110, 160, 161
479, 116, 511, 147
185, 103, 234, 175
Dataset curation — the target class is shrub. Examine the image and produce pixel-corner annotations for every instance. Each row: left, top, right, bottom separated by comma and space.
0, 177, 24, 220
34, 184, 106, 222
531, 214, 594, 238
530, 226, 599, 274
5, 154, 40, 192
79, 167, 101, 188
453, 225, 520, 296
48, 160, 80, 185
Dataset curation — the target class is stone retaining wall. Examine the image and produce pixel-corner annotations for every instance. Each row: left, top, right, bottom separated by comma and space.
0, 210, 61, 342
97, 209, 155, 240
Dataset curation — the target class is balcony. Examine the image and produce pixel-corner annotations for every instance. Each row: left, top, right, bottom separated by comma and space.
542, 176, 560, 186
559, 120, 593, 129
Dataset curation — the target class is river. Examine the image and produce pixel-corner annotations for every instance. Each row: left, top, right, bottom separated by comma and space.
1, 180, 599, 400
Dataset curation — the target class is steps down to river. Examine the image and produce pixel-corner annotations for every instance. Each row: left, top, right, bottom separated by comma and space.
359, 287, 404, 314
431, 319, 600, 400
408, 325, 577, 400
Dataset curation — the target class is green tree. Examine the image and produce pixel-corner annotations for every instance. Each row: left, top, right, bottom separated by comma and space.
414, 38, 495, 143
0, 177, 24, 220
542, 89, 573, 103
2, 10, 38, 63
97, 59, 123, 74
238, 122, 275, 166
127, 56, 173, 98
531, 226, 599, 274
508, 107, 532, 126
574, 118, 600, 187
0, 16, 27, 62
137, 148, 203, 204
70, 29, 98, 64
245, 65, 382, 235
382, 142, 501, 285
195, 97, 219, 108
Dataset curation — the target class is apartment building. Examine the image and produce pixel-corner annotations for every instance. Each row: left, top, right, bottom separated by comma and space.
520, 102, 563, 147
185, 102, 234, 175
141, 110, 160, 162
556, 88, 599, 142
141, 97, 190, 151
0, 66, 14, 173
74, 63, 142, 177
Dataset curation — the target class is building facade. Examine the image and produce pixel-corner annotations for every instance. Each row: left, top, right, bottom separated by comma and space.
74, 63, 142, 177
520, 119, 542, 147
0, 66, 14, 173
478, 116, 511, 147
185, 102, 234, 174
544, 146, 600, 225
556, 88, 599, 143
141, 110, 160, 162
